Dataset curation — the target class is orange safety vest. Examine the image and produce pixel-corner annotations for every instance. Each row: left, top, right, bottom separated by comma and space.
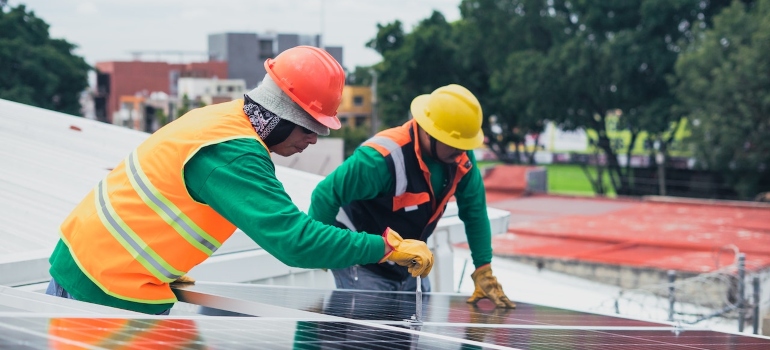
59, 99, 266, 304
337, 120, 471, 241
335, 120, 472, 281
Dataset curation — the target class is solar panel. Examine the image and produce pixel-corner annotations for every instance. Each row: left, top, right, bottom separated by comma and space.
170, 282, 770, 349
1, 282, 769, 349
173, 282, 668, 327
0, 316, 492, 350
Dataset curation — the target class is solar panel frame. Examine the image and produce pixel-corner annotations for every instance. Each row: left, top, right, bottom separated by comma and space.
169, 282, 770, 349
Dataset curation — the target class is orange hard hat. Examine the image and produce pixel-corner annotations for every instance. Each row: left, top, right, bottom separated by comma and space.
265, 46, 344, 129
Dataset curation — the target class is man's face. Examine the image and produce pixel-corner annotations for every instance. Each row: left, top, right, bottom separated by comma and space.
418, 127, 463, 164
433, 141, 464, 164
270, 125, 318, 157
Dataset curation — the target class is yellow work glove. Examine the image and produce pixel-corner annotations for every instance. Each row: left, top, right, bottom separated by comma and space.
171, 275, 196, 284
466, 264, 516, 308
379, 227, 434, 278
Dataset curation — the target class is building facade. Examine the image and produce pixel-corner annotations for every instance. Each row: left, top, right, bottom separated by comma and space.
337, 85, 373, 129
208, 32, 343, 89
177, 77, 247, 106
94, 61, 228, 124
92, 32, 344, 132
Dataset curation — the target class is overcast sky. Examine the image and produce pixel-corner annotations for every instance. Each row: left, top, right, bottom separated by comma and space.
12, 0, 462, 70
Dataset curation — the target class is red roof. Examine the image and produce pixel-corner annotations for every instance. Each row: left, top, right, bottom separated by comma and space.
467, 193, 770, 273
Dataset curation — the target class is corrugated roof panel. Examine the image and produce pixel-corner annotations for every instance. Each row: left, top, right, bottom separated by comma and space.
0, 99, 150, 280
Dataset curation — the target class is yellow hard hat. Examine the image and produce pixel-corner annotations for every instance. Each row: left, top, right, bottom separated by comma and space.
410, 84, 484, 150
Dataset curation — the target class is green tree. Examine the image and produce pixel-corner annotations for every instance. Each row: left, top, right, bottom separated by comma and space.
525, 0, 739, 195
346, 66, 374, 86
368, 11, 466, 128
364, 0, 743, 195
176, 93, 192, 119
457, 0, 569, 164
674, 0, 770, 198
154, 108, 168, 128
0, 4, 90, 115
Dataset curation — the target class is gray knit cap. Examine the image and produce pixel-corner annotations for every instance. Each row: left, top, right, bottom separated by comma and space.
245, 75, 330, 136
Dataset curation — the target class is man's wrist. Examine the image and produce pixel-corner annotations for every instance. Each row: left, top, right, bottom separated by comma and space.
383, 237, 393, 255
379, 236, 394, 263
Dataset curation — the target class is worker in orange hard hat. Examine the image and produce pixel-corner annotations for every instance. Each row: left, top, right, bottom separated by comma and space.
309, 84, 516, 308
45, 46, 434, 315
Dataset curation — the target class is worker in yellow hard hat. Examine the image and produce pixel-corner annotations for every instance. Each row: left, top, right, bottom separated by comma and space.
309, 84, 515, 308
45, 46, 433, 315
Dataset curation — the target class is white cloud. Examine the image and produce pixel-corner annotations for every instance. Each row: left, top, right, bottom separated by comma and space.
75, 2, 98, 15
180, 9, 207, 21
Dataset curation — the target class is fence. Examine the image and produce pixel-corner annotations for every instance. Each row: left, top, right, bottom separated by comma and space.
599, 253, 769, 334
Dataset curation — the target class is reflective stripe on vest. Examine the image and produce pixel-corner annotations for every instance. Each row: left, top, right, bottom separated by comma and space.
126, 151, 220, 255
367, 136, 408, 196
336, 135, 410, 230
353, 120, 472, 233
95, 179, 184, 282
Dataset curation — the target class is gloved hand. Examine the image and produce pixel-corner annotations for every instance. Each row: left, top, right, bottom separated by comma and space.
379, 227, 434, 278
466, 264, 516, 308
171, 275, 196, 284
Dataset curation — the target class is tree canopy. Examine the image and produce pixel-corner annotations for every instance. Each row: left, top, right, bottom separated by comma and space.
367, 0, 763, 198
674, 0, 770, 197
0, 4, 90, 115
367, 11, 469, 128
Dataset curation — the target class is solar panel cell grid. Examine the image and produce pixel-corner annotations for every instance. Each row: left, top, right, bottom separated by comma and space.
170, 283, 770, 349
178, 282, 667, 327
0, 317, 480, 350
2, 283, 769, 349
421, 327, 770, 349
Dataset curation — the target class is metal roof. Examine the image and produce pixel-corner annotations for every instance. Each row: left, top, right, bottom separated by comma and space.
0, 99, 151, 285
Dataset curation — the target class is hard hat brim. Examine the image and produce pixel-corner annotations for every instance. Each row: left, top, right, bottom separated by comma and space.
411, 95, 484, 150
315, 114, 342, 129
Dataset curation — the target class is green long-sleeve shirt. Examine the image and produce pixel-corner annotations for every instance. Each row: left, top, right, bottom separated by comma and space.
49, 138, 385, 314
308, 145, 493, 270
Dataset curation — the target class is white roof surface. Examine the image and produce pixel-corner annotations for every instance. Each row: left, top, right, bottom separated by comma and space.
1, 99, 152, 284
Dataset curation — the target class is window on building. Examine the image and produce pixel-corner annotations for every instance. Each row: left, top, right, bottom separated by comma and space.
259, 40, 274, 60
353, 95, 364, 106
355, 115, 368, 127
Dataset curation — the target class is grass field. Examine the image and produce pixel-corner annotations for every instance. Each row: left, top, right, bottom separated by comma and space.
477, 161, 616, 197
545, 164, 616, 197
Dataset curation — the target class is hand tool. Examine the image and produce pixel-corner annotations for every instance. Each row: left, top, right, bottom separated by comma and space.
416, 275, 422, 322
